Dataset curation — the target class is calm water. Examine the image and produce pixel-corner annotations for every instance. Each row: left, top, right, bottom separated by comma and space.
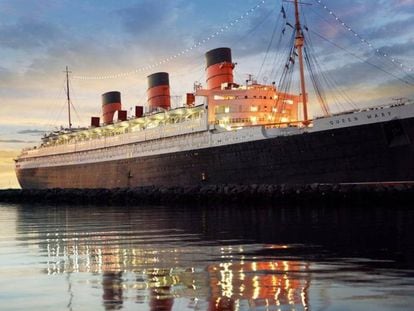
0, 203, 413, 311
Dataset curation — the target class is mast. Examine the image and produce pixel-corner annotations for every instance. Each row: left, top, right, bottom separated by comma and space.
65, 66, 72, 129
294, 0, 309, 126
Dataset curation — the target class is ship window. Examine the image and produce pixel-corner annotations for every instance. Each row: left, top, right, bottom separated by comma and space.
245, 95, 248, 99
214, 95, 235, 100
216, 106, 229, 114
250, 106, 258, 112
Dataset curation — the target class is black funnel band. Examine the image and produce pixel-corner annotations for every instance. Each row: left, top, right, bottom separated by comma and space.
147, 72, 170, 89
205, 47, 232, 67
102, 91, 121, 105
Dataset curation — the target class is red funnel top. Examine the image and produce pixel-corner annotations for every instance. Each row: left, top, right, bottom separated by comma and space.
205, 47, 234, 90
102, 91, 121, 124
147, 72, 171, 112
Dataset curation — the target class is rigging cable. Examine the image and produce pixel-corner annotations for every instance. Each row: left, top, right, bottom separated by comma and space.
229, 4, 278, 83
300, 9, 331, 115
302, 9, 358, 112
72, 0, 268, 80
303, 46, 330, 116
310, 30, 414, 87
256, 6, 284, 81
47, 78, 70, 129
313, 0, 413, 77
269, 4, 296, 85
277, 31, 296, 114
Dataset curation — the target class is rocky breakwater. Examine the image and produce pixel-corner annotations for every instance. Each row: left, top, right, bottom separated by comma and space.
0, 184, 413, 206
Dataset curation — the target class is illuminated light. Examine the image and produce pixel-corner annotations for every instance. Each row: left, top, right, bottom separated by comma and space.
250, 105, 259, 112
252, 275, 260, 299
224, 107, 230, 113
251, 262, 257, 271
281, 117, 289, 123
272, 107, 278, 112
250, 116, 258, 124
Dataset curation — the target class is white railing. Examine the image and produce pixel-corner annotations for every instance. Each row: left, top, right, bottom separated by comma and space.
23, 117, 207, 159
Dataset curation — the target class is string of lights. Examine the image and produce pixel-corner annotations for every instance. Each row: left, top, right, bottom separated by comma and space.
314, 0, 413, 73
73, 0, 267, 80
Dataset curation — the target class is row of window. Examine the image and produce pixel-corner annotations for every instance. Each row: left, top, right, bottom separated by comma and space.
215, 105, 293, 114
21, 132, 210, 167
214, 95, 279, 100
217, 117, 267, 124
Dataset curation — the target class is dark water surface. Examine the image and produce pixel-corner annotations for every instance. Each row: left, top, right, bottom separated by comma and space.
0, 203, 413, 311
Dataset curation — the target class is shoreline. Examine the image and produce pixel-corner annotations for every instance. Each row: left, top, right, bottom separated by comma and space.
0, 184, 413, 206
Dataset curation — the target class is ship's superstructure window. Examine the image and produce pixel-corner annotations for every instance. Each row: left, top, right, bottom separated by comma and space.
214, 95, 236, 100
216, 106, 231, 114
206, 82, 300, 130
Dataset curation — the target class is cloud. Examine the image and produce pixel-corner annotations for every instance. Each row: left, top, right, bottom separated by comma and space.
0, 139, 37, 143
17, 129, 47, 135
366, 16, 414, 41
117, 0, 171, 35
0, 18, 62, 49
375, 41, 414, 58
0, 0, 412, 131
116, 0, 191, 54
395, 0, 414, 7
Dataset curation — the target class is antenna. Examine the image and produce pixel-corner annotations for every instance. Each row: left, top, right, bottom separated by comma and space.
64, 66, 72, 129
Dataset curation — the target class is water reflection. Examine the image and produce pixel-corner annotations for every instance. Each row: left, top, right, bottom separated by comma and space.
5, 204, 414, 310
44, 236, 311, 310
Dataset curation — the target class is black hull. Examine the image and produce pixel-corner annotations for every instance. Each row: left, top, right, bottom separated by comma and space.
16, 118, 414, 189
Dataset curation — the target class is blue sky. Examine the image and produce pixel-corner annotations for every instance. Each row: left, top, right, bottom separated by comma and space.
0, 0, 413, 187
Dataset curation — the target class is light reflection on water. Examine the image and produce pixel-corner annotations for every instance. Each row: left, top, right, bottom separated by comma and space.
0, 204, 413, 311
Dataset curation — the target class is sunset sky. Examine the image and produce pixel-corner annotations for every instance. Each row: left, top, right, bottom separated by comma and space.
0, 0, 413, 188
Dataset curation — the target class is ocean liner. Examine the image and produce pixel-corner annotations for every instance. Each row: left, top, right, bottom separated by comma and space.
15, 1, 414, 189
